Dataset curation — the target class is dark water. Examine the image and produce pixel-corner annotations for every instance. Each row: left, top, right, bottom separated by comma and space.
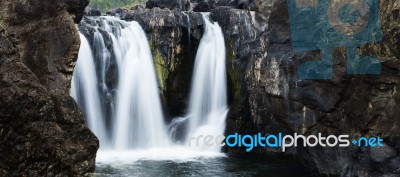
95, 155, 325, 177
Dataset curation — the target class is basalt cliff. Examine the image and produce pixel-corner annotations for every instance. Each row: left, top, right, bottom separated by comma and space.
0, 0, 99, 176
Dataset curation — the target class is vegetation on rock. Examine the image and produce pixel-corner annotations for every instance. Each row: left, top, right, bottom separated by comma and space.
89, 0, 145, 12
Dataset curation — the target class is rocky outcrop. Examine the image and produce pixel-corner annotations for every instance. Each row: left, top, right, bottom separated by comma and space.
191, 0, 266, 12
146, 0, 191, 11
66, 0, 92, 23
0, 0, 99, 176
214, 0, 400, 176
106, 8, 133, 18
84, 6, 102, 16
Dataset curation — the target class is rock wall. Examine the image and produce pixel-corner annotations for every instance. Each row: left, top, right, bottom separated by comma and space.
0, 0, 99, 176
216, 0, 400, 176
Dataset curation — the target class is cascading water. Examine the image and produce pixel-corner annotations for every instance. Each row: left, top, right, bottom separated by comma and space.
70, 13, 327, 177
182, 12, 191, 45
112, 19, 170, 150
71, 33, 109, 148
72, 13, 228, 161
72, 16, 169, 150
184, 13, 229, 152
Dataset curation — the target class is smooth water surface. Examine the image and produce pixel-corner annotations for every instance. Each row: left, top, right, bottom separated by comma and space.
95, 154, 325, 177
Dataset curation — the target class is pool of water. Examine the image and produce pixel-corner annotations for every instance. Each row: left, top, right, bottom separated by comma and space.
95, 151, 324, 177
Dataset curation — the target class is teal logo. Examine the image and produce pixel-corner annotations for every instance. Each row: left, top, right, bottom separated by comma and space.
287, 0, 382, 80
189, 133, 384, 152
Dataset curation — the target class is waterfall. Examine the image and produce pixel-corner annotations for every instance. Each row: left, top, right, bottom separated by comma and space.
185, 13, 229, 152
72, 13, 228, 160
71, 33, 109, 148
112, 19, 170, 150
72, 16, 169, 150
182, 12, 191, 45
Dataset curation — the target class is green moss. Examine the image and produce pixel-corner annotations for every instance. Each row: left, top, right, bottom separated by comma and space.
0, 16, 5, 32
226, 37, 241, 100
89, 0, 145, 12
149, 42, 168, 93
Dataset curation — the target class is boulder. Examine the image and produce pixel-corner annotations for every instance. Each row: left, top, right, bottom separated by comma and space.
84, 6, 102, 16
146, 0, 191, 11
0, 0, 99, 176
65, 0, 91, 22
192, 1, 211, 12
106, 8, 129, 18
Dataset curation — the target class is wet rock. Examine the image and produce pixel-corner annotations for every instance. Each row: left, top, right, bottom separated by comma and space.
389, 157, 400, 173
131, 4, 145, 10
65, 0, 90, 22
192, 1, 211, 12
213, 0, 400, 176
106, 8, 129, 18
369, 144, 397, 162
146, 0, 191, 11
207, 0, 267, 11
84, 6, 102, 16
0, 0, 98, 176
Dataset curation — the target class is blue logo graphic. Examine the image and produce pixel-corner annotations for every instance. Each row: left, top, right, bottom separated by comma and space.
189, 133, 384, 152
287, 0, 383, 80
352, 137, 384, 147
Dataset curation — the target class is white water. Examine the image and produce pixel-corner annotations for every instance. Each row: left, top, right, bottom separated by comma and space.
182, 12, 191, 45
93, 30, 111, 95
112, 19, 170, 150
72, 14, 228, 162
72, 17, 169, 150
71, 33, 109, 147
185, 13, 229, 152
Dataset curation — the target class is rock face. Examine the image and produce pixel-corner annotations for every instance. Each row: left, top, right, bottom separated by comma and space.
115, 0, 400, 176
0, 0, 99, 176
146, 0, 191, 11
66, 0, 93, 23
84, 6, 102, 16
106, 8, 129, 17
217, 0, 400, 176
191, 0, 264, 12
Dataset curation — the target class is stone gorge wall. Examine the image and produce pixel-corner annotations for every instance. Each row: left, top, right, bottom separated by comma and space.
216, 0, 400, 176
233, 0, 400, 176
0, 0, 98, 176
117, 0, 400, 176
